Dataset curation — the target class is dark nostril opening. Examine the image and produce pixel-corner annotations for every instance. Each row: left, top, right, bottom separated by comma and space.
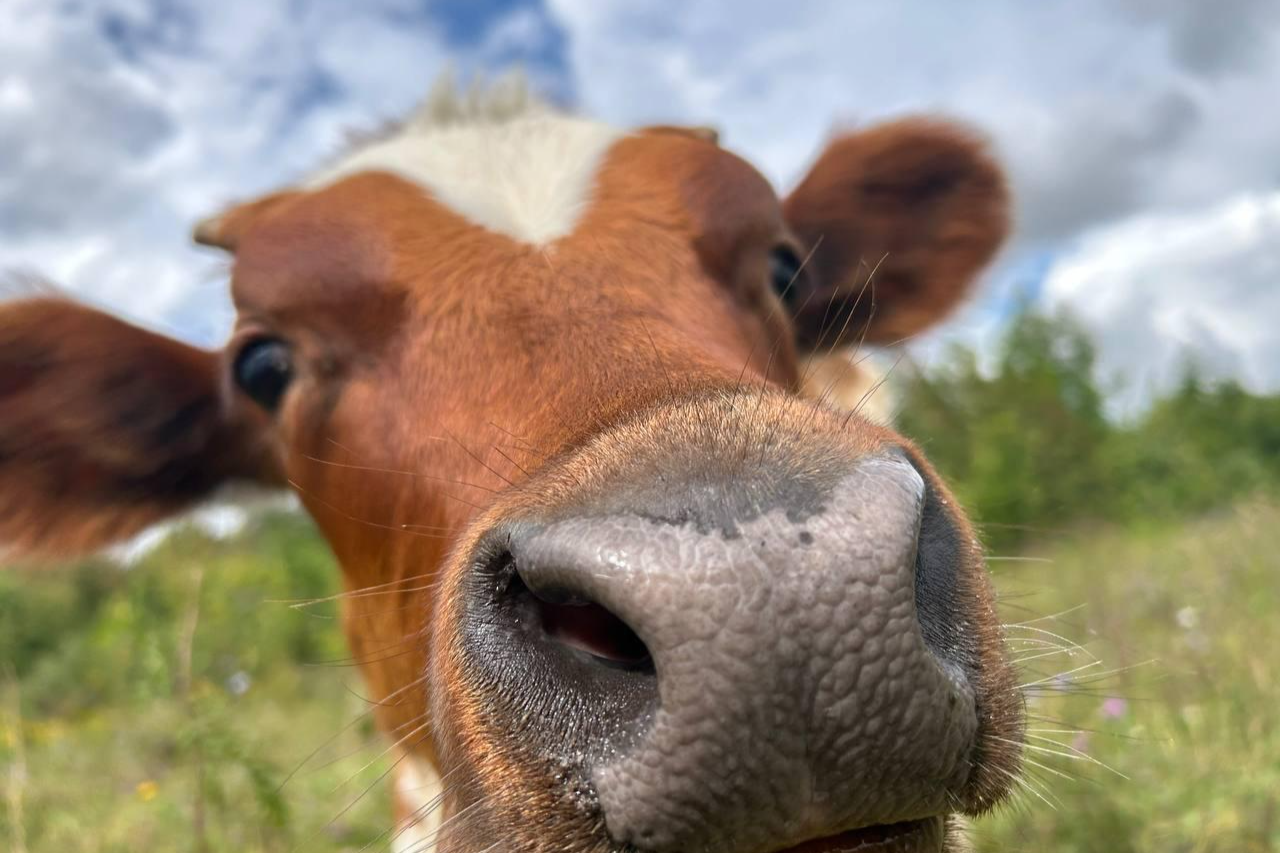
503, 560, 654, 672
537, 593, 654, 670
902, 452, 979, 677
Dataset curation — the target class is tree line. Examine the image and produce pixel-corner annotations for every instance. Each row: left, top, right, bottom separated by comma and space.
895, 309, 1280, 551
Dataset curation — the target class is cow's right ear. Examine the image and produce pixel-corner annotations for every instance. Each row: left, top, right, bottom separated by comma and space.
193, 190, 302, 252
781, 118, 1010, 349
0, 298, 283, 558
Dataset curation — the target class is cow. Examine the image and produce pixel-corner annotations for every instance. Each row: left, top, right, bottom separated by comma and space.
0, 78, 1021, 853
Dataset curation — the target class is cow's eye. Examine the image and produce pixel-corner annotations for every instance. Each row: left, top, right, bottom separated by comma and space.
768, 245, 804, 307
233, 338, 293, 412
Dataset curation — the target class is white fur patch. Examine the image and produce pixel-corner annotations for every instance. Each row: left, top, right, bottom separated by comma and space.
799, 347, 896, 424
391, 754, 445, 853
310, 112, 622, 246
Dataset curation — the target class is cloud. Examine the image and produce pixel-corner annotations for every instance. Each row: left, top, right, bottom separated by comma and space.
1008, 90, 1201, 246
1043, 191, 1280, 412
548, 0, 1280, 234
1117, 0, 1280, 78
547, 0, 1280, 403
3, 0, 1278, 408
0, 0, 570, 344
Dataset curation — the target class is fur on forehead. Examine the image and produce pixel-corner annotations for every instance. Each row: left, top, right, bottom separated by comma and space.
306, 73, 624, 246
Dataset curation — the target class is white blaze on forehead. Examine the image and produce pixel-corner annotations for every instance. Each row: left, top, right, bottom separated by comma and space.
309, 112, 623, 246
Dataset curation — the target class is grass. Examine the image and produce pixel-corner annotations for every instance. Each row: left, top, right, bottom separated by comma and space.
2, 502, 1278, 852
974, 500, 1280, 853
0, 672, 392, 853
0, 513, 394, 853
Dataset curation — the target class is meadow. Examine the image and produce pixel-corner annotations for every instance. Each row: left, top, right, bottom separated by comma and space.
2, 500, 1277, 852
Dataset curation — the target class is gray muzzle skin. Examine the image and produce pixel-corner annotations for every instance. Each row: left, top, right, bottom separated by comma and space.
467, 454, 978, 853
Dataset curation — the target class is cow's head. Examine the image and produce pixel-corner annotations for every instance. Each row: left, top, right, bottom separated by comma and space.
0, 84, 1019, 853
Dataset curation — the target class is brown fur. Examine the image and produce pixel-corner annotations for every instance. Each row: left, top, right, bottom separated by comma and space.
783, 119, 1009, 348
0, 299, 279, 556
1, 109, 1017, 852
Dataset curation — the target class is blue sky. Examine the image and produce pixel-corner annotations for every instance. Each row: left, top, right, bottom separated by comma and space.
3, 0, 1279, 412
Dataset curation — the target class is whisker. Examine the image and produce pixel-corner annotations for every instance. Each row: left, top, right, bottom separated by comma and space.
842, 252, 891, 359
440, 429, 515, 489
332, 719, 433, 795
1019, 755, 1078, 784
1022, 735, 1130, 779
485, 419, 552, 458
402, 795, 491, 852
289, 477, 481, 530
1001, 625, 1093, 658
1018, 659, 1103, 689
801, 256, 888, 413
371, 776, 457, 853
1027, 717, 1166, 744
1012, 648, 1088, 665
297, 451, 500, 494
798, 265, 856, 390
289, 750, 411, 853
1023, 659, 1157, 691
820, 252, 885, 368
342, 681, 411, 709
276, 672, 432, 793
639, 315, 676, 399
846, 349, 906, 427
490, 444, 532, 479
995, 764, 1059, 812
304, 713, 421, 777
268, 575, 447, 610
305, 641, 420, 669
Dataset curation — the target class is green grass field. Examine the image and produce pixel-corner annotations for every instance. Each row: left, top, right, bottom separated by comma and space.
974, 501, 1280, 853
2, 502, 1277, 852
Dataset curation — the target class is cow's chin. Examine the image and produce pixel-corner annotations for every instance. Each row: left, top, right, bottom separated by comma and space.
772, 817, 948, 853
438, 811, 954, 853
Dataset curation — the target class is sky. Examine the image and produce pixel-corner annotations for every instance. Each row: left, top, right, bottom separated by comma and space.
3, 0, 1279, 414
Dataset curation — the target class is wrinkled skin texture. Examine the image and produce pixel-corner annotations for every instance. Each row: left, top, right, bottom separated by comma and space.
433, 394, 1019, 853
0, 104, 1022, 853
517, 459, 972, 851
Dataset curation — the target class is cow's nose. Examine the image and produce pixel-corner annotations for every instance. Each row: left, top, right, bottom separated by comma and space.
466, 452, 978, 853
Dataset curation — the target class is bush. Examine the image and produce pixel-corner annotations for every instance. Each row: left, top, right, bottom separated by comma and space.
896, 308, 1280, 550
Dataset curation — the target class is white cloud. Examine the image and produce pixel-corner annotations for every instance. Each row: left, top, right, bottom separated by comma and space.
1043, 192, 1280, 413
3, 0, 1278, 409
548, 0, 1280, 404
0, 0, 451, 344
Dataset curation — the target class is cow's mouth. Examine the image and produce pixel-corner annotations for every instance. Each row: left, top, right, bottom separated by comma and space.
774, 817, 945, 852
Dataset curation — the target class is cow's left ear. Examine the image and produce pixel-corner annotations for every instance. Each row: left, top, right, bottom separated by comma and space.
781, 118, 1010, 348
0, 298, 283, 558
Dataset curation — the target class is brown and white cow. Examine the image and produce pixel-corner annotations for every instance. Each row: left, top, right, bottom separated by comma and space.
0, 81, 1019, 852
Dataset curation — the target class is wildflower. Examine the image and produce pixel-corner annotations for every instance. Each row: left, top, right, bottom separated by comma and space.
227, 671, 252, 696
136, 780, 159, 802
1071, 732, 1091, 754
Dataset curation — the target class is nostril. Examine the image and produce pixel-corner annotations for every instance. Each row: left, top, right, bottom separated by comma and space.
503, 559, 654, 672
536, 593, 653, 670
466, 541, 660, 763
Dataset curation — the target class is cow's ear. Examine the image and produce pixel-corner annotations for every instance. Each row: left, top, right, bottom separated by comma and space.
193, 190, 302, 252
781, 118, 1010, 348
639, 124, 722, 145
0, 298, 282, 558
